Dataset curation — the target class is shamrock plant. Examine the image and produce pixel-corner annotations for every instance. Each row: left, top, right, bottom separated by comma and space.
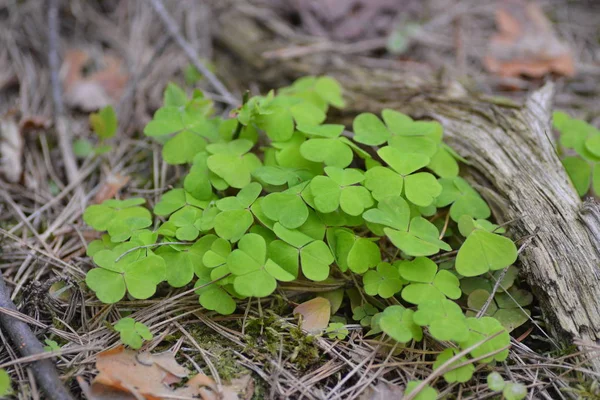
82, 76, 531, 391
553, 111, 600, 196
114, 317, 153, 349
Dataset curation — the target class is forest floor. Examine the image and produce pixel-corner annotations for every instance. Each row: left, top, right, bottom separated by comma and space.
0, 0, 599, 399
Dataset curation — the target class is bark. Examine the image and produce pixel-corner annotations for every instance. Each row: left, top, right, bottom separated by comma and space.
214, 8, 600, 368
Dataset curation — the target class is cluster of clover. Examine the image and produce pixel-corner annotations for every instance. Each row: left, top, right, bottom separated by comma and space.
553, 111, 600, 197
83, 77, 532, 397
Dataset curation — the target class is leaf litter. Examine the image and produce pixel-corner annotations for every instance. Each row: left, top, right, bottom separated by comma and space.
82, 345, 249, 400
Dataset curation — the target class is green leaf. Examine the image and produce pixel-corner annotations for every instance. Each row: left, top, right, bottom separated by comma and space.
73, 138, 94, 158
364, 166, 404, 201
156, 248, 196, 287
433, 348, 474, 383
353, 113, 391, 145
256, 106, 294, 141
593, 163, 600, 196
405, 381, 438, 400
458, 317, 510, 362
86, 268, 126, 303
162, 130, 207, 165
310, 176, 341, 213
300, 240, 334, 281
379, 306, 422, 343
503, 383, 527, 400
214, 209, 254, 242
0, 368, 11, 396
456, 229, 517, 277
562, 156, 591, 196
487, 372, 505, 391
413, 298, 469, 342
114, 317, 153, 349
262, 192, 309, 229
207, 139, 262, 188
586, 135, 600, 157
228, 234, 294, 297
44, 339, 60, 352
90, 105, 118, 139
297, 124, 344, 138
300, 138, 353, 168
363, 262, 403, 299
436, 177, 490, 222
340, 186, 373, 216
325, 322, 349, 340
314, 76, 345, 108
362, 196, 410, 231
404, 172, 442, 207
384, 217, 451, 257
124, 255, 166, 299
195, 267, 237, 315
346, 238, 381, 273
378, 146, 429, 175
184, 152, 213, 200
163, 82, 188, 106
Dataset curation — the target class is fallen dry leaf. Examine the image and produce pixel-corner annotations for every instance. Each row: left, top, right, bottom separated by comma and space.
84, 345, 221, 400
484, 0, 575, 79
93, 173, 130, 204
61, 49, 128, 111
83, 346, 250, 400
0, 115, 23, 183
293, 297, 331, 333
358, 381, 404, 400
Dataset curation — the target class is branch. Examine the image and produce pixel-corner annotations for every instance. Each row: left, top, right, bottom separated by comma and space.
149, 0, 238, 106
0, 275, 74, 400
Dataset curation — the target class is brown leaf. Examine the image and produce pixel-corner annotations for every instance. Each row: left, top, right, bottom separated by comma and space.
93, 173, 130, 204
19, 115, 51, 133
293, 297, 331, 333
0, 116, 23, 183
358, 381, 405, 400
62, 49, 128, 111
484, 0, 575, 79
85, 345, 217, 400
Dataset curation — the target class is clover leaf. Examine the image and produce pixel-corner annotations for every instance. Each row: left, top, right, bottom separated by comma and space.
397, 257, 461, 304
364, 166, 404, 201
456, 229, 517, 277
252, 165, 313, 188
413, 298, 469, 342
271, 223, 334, 281
325, 322, 349, 340
562, 156, 591, 196
300, 137, 354, 168
433, 348, 474, 383
86, 247, 166, 303
206, 139, 262, 188
487, 372, 505, 391
363, 197, 450, 256
89, 105, 117, 140
227, 233, 295, 297
262, 184, 310, 229
44, 339, 60, 352
467, 288, 532, 332
194, 265, 236, 315
0, 369, 12, 397
114, 317, 153, 349
352, 303, 379, 326
377, 146, 441, 207
156, 242, 205, 287
144, 100, 216, 164
405, 381, 438, 400
154, 188, 208, 217
213, 182, 262, 241
326, 228, 381, 273
363, 262, 404, 298
352, 113, 391, 146
84, 198, 150, 237
184, 152, 213, 200
458, 317, 510, 362
309, 167, 373, 215
503, 383, 528, 400
379, 306, 423, 343
435, 177, 490, 222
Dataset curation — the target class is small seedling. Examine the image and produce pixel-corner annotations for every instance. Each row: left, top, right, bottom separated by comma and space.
114, 317, 153, 349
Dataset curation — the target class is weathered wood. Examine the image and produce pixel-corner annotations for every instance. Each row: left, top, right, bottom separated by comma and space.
215, 9, 600, 368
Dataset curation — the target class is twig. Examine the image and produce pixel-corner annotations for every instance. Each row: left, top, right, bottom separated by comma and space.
0, 274, 74, 400
48, 0, 80, 188
148, 0, 238, 106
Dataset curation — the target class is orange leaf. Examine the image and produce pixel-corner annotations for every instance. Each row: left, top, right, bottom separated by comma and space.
484, 0, 575, 79
293, 297, 331, 333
